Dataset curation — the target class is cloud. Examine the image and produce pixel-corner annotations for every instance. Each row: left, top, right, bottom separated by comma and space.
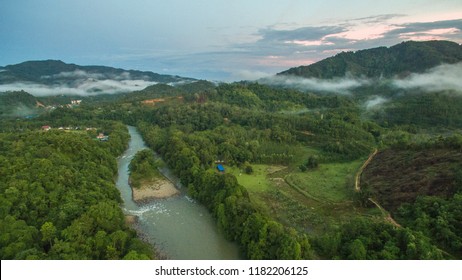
393, 62, 462, 92
214, 17, 462, 80
3, 103, 38, 118
259, 75, 369, 94
259, 63, 462, 95
42, 70, 104, 80
365, 96, 388, 109
257, 26, 346, 43
0, 69, 161, 96
98, 16, 461, 82
384, 19, 462, 41
56, 17, 461, 82
0, 78, 157, 97
41, 69, 144, 81
230, 70, 273, 81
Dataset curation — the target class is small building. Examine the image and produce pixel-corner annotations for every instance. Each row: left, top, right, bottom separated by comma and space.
96, 133, 109, 141
217, 164, 225, 173
41, 125, 51, 131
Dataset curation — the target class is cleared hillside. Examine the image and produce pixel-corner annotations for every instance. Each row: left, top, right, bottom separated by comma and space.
362, 148, 462, 212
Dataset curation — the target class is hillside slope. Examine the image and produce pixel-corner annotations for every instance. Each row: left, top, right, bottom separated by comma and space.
279, 40, 462, 79
0, 91, 41, 117
0, 60, 193, 85
362, 148, 462, 212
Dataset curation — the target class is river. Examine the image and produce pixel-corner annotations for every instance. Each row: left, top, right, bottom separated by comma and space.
116, 126, 240, 259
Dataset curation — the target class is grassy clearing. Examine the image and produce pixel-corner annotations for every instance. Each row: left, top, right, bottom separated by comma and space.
286, 160, 364, 203
226, 160, 381, 235
290, 146, 322, 168
227, 164, 273, 192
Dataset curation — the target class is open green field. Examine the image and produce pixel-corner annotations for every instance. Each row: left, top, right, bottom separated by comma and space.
227, 164, 275, 193
225, 159, 379, 235
286, 160, 364, 203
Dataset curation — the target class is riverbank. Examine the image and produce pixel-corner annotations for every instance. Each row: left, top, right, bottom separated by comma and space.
116, 126, 240, 259
131, 178, 180, 203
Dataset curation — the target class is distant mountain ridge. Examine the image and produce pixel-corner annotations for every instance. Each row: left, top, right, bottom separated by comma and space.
0, 59, 194, 85
279, 40, 462, 79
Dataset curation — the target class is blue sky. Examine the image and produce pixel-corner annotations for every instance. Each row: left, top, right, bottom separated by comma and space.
1, 0, 462, 81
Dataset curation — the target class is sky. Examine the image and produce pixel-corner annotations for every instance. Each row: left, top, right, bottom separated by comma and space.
1, 0, 462, 81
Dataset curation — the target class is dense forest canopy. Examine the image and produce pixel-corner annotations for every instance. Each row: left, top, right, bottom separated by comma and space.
0, 122, 153, 259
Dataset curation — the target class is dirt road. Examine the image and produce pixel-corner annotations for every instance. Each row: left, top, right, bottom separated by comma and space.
355, 149, 378, 192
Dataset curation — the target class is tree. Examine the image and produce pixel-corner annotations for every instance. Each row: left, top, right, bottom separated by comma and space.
40, 222, 57, 250
306, 156, 319, 169
244, 163, 253, 174
348, 239, 367, 259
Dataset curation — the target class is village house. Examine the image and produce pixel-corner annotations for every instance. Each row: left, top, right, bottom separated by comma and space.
96, 133, 109, 141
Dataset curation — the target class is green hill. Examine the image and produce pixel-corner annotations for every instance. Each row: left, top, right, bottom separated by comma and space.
279, 41, 462, 79
0, 60, 194, 85
0, 91, 41, 117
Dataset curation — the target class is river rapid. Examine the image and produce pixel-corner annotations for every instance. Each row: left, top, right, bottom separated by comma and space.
116, 126, 240, 259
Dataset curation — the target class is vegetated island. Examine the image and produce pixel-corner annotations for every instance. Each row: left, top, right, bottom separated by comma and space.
129, 149, 179, 203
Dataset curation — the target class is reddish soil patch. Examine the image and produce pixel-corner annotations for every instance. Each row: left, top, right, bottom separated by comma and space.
362, 148, 462, 212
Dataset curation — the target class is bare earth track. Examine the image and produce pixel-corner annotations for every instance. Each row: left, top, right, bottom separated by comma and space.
355, 149, 401, 227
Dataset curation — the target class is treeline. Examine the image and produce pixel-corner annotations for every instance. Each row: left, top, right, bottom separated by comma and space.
380, 131, 462, 151
375, 92, 462, 128
0, 123, 152, 259
314, 218, 444, 259
138, 123, 314, 259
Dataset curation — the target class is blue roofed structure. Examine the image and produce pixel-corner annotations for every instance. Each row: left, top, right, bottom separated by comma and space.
217, 164, 225, 172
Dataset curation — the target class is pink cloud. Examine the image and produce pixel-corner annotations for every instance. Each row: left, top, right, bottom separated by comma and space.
329, 24, 403, 41
255, 55, 315, 67
399, 27, 461, 41
284, 39, 334, 46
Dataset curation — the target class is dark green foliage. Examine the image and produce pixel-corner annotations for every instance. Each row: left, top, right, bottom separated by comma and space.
300, 156, 319, 172
244, 163, 254, 174
0, 125, 152, 259
121, 84, 184, 103
397, 194, 462, 258
213, 84, 264, 108
177, 80, 217, 94
314, 218, 444, 259
280, 41, 462, 78
375, 92, 462, 128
